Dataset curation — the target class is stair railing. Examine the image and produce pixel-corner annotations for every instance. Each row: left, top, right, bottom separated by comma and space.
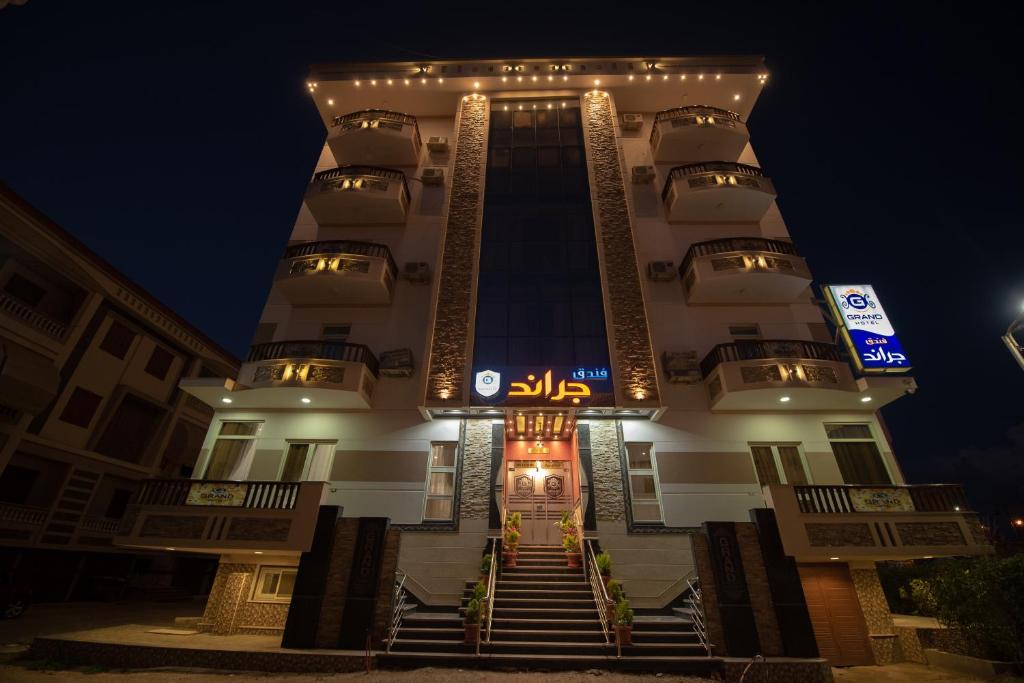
479, 536, 500, 655
572, 497, 587, 582
686, 574, 713, 656
584, 539, 613, 645
384, 569, 408, 653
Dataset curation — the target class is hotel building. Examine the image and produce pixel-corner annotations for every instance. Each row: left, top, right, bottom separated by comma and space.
115, 57, 989, 670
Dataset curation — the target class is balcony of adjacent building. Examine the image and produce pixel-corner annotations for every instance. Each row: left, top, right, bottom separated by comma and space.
326, 109, 422, 167
650, 105, 750, 164
700, 340, 917, 412
662, 162, 776, 223
275, 240, 397, 306
181, 340, 379, 410
763, 483, 992, 562
680, 237, 812, 304
304, 166, 410, 226
114, 479, 327, 554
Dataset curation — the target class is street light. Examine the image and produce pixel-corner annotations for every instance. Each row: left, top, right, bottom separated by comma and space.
1003, 303, 1024, 371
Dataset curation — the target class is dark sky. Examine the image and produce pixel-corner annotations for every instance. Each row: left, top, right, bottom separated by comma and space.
2, 2, 1022, 511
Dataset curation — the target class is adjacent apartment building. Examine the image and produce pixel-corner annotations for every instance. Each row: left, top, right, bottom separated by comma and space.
0, 184, 239, 602
115, 56, 990, 667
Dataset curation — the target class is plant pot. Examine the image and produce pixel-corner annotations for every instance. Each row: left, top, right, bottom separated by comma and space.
614, 624, 633, 647
464, 623, 481, 645
502, 551, 517, 568
602, 573, 612, 589
606, 601, 616, 623
566, 552, 582, 568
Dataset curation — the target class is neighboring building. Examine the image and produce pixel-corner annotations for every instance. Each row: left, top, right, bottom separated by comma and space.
0, 184, 239, 602
116, 57, 989, 668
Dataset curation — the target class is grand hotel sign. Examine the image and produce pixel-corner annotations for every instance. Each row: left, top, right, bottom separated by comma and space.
471, 366, 614, 407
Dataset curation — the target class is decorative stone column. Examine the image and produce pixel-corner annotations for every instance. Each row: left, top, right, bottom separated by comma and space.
460, 419, 493, 522
851, 563, 900, 664
424, 94, 489, 406
588, 420, 626, 522
580, 90, 659, 407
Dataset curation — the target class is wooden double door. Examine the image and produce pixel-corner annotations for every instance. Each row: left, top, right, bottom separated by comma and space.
798, 564, 874, 666
504, 460, 574, 546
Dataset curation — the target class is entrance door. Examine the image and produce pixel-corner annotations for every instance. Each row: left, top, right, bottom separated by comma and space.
798, 564, 874, 666
505, 460, 573, 546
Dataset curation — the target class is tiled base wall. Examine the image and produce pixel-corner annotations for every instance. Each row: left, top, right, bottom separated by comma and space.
724, 659, 833, 683
199, 562, 290, 635
850, 566, 898, 664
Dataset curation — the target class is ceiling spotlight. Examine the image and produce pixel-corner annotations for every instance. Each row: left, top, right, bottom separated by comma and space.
221, 397, 232, 404
327, 98, 334, 105
779, 396, 791, 403
860, 396, 873, 403
301, 397, 312, 404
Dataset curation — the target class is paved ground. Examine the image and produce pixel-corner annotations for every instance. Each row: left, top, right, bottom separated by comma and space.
0, 600, 204, 646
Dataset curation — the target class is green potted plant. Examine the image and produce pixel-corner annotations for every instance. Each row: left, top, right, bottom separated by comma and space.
562, 532, 581, 568
614, 598, 634, 646
464, 598, 482, 644
507, 511, 522, 531
556, 510, 575, 536
479, 553, 493, 580
596, 551, 612, 587
605, 579, 624, 622
502, 527, 520, 568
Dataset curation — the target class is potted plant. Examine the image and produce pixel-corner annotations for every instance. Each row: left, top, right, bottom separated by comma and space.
596, 551, 612, 587
507, 511, 522, 531
464, 598, 482, 644
479, 553, 493, 580
614, 598, 634, 646
562, 532, 582, 568
502, 527, 520, 568
606, 579, 624, 622
556, 510, 575, 536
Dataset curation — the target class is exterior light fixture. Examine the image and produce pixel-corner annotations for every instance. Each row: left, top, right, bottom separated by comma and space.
354, 81, 361, 87
860, 396, 872, 403
166, 547, 175, 551
221, 397, 232, 404
628, 74, 634, 81
327, 98, 334, 105
1013, 518, 1024, 527
517, 76, 522, 82
254, 551, 263, 555
779, 396, 791, 403
829, 556, 840, 561
681, 74, 687, 80
473, 81, 480, 89
645, 74, 652, 81
387, 79, 393, 85
301, 397, 312, 404
594, 79, 601, 86
562, 75, 568, 81
716, 74, 722, 80
733, 94, 740, 101
547, 75, 553, 81
502, 76, 507, 82
633, 389, 646, 400
370, 80, 376, 86
953, 506, 960, 511
404, 79, 410, 85
662, 74, 668, 80
531, 75, 537, 82
698, 74, 704, 80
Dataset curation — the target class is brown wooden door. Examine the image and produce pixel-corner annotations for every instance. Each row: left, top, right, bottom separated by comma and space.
798, 564, 874, 666
505, 461, 572, 546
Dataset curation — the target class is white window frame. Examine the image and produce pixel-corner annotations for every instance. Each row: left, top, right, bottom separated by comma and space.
201, 421, 263, 481
624, 442, 664, 524
251, 565, 298, 603
823, 422, 896, 484
748, 442, 812, 486
276, 441, 337, 482
422, 442, 458, 522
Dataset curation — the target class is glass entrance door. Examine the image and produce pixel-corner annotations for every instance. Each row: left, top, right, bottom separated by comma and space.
505, 460, 573, 546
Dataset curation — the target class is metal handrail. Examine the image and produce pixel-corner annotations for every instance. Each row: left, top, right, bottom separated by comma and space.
480, 536, 500, 654
310, 165, 411, 206
686, 575, 713, 656
679, 237, 800, 277
699, 339, 843, 379
283, 239, 398, 277
331, 109, 418, 128
246, 340, 380, 377
661, 161, 768, 202
133, 479, 303, 510
792, 483, 971, 514
584, 539, 613, 645
650, 106, 743, 145
384, 570, 408, 653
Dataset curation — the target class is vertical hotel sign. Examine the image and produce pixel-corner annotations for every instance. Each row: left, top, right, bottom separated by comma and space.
825, 285, 911, 374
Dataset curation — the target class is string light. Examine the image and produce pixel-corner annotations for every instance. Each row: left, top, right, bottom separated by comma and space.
327, 98, 333, 105
628, 74, 634, 81
715, 73, 721, 80
355, 80, 361, 87
370, 79, 377, 86
645, 74, 652, 81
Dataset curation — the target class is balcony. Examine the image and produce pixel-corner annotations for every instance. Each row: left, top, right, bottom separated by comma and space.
304, 166, 410, 226
327, 110, 422, 167
276, 240, 397, 306
650, 106, 750, 164
115, 480, 327, 554
181, 341, 379, 410
662, 162, 776, 224
0, 502, 48, 545
700, 340, 917, 412
763, 484, 992, 562
681, 237, 812, 304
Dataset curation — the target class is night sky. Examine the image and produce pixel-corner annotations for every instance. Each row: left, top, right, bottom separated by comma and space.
2, 2, 1022, 524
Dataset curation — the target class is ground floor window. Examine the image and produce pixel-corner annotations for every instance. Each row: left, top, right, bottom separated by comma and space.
824, 423, 892, 485
625, 442, 663, 523
423, 442, 457, 521
252, 566, 297, 602
750, 444, 810, 485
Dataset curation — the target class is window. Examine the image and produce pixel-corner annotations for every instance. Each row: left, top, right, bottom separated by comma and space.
825, 423, 892, 485
322, 324, 351, 342
144, 345, 175, 380
624, 443, 663, 523
202, 421, 263, 480
99, 320, 136, 359
59, 387, 103, 428
94, 394, 166, 463
0, 465, 38, 505
252, 566, 297, 602
423, 442, 457, 521
750, 444, 810, 485
3, 273, 46, 307
729, 324, 761, 339
105, 488, 133, 518
278, 442, 336, 482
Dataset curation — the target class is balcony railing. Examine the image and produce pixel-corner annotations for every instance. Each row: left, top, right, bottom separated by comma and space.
283, 240, 397, 277
331, 109, 418, 129
794, 485, 970, 514
0, 502, 48, 525
700, 340, 843, 379
78, 515, 121, 534
661, 161, 765, 202
680, 237, 800, 277
0, 292, 68, 340
135, 479, 303, 510
247, 340, 380, 377
311, 165, 410, 205
651, 105, 743, 142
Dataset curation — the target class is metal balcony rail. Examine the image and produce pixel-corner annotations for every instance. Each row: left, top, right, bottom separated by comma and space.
247, 340, 380, 377
662, 161, 767, 202
133, 479, 303, 510
651, 105, 743, 144
700, 340, 843, 379
0, 292, 68, 340
0, 502, 48, 525
384, 570, 408, 653
793, 484, 971, 514
685, 574, 713, 656
331, 109, 417, 128
679, 237, 800, 276
79, 516, 121, 534
283, 240, 397, 276
310, 165, 410, 204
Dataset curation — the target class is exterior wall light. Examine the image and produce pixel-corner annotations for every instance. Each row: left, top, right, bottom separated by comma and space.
779, 396, 791, 403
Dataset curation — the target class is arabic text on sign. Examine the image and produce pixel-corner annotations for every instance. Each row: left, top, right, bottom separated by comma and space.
508, 369, 592, 404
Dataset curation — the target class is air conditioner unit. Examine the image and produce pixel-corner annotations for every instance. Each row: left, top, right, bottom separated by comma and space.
421, 167, 445, 185
379, 348, 415, 378
427, 136, 449, 153
632, 165, 656, 184
647, 261, 676, 282
661, 351, 702, 385
621, 113, 643, 131
403, 262, 431, 284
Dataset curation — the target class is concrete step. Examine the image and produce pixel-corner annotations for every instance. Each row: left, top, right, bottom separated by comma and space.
496, 572, 584, 582
491, 617, 604, 631
378, 651, 728, 675
489, 628, 608, 644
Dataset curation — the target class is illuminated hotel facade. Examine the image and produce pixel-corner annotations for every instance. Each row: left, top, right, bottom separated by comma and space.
116, 57, 989, 669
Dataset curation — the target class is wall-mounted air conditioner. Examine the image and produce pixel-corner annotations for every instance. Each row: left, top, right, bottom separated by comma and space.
621, 113, 643, 131
647, 261, 676, 282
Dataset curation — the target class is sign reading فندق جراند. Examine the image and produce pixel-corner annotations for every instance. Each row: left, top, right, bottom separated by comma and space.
825, 285, 911, 374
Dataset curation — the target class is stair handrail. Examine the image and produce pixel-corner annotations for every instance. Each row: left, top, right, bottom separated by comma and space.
686, 574, 714, 656
384, 569, 408, 653
572, 496, 587, 582
480, 536, 500, 654
584, 539, 613, 644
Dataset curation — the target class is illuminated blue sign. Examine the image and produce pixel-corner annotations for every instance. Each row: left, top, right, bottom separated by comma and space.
826, 285, 911, 374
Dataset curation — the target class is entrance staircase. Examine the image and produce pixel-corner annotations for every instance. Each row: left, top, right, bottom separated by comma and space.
379, 544, 724, 674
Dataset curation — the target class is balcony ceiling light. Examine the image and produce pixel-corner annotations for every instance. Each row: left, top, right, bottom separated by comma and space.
327, 98, 334, 106
829, 556, 840, 560
715, 74, 722, 80
860, 396, 873, 403
698, 74, 704, 80
733, 94, 740, 101
301, 397, 312, 404
221, 397, 232, 404
779, 396, 791, 403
